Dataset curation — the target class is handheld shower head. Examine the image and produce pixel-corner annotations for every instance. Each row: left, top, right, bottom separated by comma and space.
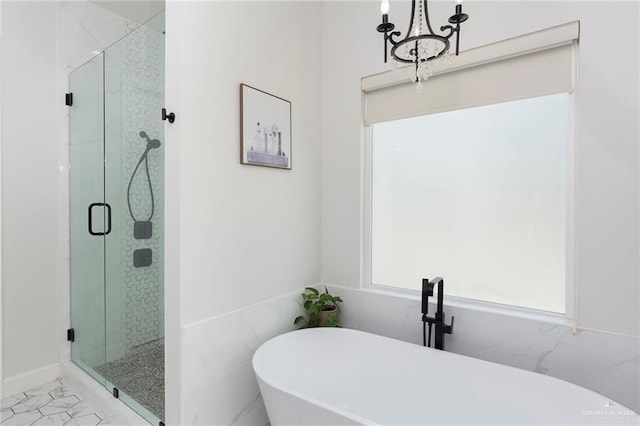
128, 130, 161, 227
422, 278, 434, 315
139, 131, 161, 150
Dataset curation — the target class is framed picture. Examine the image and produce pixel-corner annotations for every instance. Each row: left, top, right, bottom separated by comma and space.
240, 84, 292, 169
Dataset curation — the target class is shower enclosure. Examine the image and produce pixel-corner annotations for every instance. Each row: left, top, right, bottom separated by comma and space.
68, 12, 165, 425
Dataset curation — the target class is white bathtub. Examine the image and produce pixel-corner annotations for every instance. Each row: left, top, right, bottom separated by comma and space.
253, 328, 639, 425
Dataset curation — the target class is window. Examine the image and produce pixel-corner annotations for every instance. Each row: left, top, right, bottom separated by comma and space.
370, 94, 569, 313
362, 21, 578, 314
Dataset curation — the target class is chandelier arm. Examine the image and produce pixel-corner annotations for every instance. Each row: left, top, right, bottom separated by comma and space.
387, 31, 402, 47
439, 25, 455, 39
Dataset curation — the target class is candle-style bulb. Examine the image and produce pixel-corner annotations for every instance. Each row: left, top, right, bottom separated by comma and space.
456, 0, 463, 4
380, 0, 390, 15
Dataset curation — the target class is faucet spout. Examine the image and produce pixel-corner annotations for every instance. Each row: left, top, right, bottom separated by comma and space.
430, 277, 444, 319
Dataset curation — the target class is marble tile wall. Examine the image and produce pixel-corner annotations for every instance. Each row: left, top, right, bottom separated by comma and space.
326, 284, 640, 413
181, 289, 304, 426
178, 283, 638, 425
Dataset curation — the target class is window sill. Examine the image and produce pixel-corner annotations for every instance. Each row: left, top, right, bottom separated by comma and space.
363, 283, 574, 328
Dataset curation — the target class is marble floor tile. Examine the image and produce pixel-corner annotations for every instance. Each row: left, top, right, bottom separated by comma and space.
1, 409, 13, 423
0, 395, 26, 410
1, 411, 42, 426
48, 384, 76, 399
0, 380, 110, 426
65, 413, 102, 426
10, 394, 52, 414
32, 412, 71, 425
39, 395, 81, 415
66, 401, 97, 418
25, 382, 63, 397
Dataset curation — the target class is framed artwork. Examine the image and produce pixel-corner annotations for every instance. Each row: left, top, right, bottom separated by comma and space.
240, 84, 292, 169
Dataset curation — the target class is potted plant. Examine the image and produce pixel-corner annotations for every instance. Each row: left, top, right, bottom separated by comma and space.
294, 286, 343, 328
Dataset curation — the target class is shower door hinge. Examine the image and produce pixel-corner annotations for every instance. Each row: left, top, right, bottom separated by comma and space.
112, 387, 119, 398
66, 328, 75, 342
65, 93, 73, 106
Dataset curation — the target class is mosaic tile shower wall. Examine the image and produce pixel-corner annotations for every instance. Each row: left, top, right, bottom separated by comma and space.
113, 23, 165, 353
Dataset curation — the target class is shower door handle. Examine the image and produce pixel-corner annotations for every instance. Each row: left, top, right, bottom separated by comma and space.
88, 202, 112, 236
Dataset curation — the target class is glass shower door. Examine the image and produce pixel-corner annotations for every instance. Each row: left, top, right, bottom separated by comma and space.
69, 52, 107, 386
69, 11, 165, 426
101, 11, 165, 423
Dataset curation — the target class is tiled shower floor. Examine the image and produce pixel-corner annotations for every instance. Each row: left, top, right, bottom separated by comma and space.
94, 340, 164, 421
1, 380, 109, 426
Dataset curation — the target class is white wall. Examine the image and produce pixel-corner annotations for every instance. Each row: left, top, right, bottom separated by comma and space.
169, 1, 321, 327
90, 0, 164, 25
164, 1, 322, 423
321, 1, 385, 288
0, 0, 4, 392
321, 1, 640, 337
1, 0, 62, 389
1, 0, 136, 395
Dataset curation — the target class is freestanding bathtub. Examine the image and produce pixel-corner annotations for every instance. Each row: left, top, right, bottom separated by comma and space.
253, 328, 639, 425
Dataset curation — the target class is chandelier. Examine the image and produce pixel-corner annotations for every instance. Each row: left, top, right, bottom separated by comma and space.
376, 0, 469, 88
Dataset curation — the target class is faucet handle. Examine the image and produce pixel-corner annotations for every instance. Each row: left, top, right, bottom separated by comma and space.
444, 315, 455, 334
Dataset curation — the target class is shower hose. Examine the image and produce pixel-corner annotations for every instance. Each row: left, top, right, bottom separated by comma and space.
127, 131, 160, 223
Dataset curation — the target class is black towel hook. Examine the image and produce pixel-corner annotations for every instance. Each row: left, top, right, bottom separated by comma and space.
162, 108, 175, 123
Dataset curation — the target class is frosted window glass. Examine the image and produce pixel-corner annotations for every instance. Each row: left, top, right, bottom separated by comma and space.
371, 94, 569, 313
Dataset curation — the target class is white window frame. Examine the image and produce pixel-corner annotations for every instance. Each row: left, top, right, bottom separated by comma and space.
361, 22, 579, 328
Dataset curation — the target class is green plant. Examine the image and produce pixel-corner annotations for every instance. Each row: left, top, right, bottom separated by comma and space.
294, 286, 343, 328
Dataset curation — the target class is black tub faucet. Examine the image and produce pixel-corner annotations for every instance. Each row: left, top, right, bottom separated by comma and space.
421, 277, 454, 350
